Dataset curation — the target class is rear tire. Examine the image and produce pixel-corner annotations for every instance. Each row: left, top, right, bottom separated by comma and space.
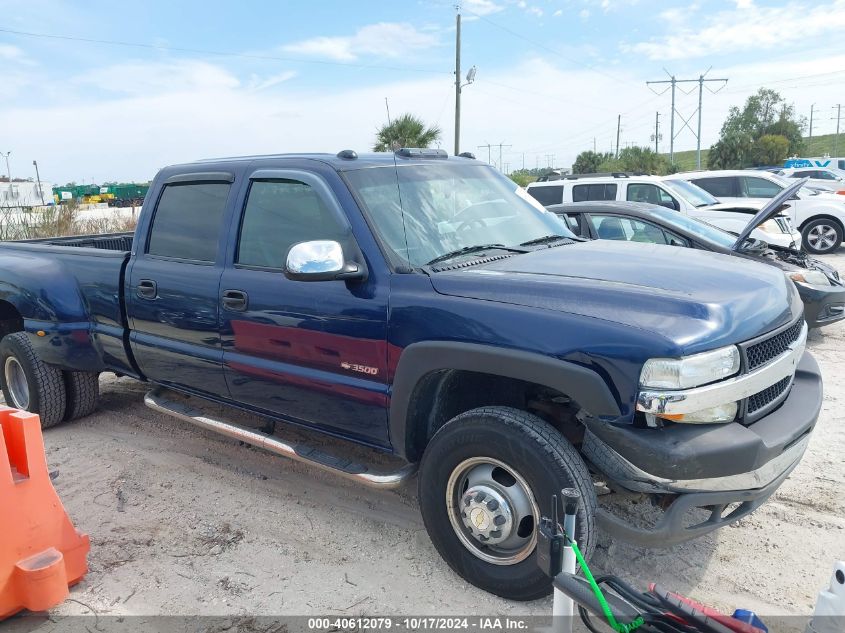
418, 406, 597, 601
802, 218, 843, 254
63, 371, 99, 420
0, 332, 66, 428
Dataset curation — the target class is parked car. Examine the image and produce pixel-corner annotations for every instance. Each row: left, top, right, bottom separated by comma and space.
777, 167, 845, 192
525, 173, 801, 249
547, 182, 845, 328
0, 150, 822, 600
668, 169, 845, 254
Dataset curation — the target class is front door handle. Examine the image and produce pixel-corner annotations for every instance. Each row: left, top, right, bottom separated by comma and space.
222, 289, 248, 312
137, 279, 157, 299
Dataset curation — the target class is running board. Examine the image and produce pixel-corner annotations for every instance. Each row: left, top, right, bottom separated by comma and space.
144, 390, 416, 490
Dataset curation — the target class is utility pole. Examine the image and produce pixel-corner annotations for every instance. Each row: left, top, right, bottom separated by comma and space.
496, 143, 512, 173
545, 154, 555, 168
521, 152, 525, 170
809, 104, 815, 139
651, 112, 662, 153
32, 160, 45, 205
593, 137, 596, 152
1, 152, 11, 200
647, 69, 727, 168
615, 114, 621, 159
834, 105, 842, 156
454, 9, 461, 156
478, 143, 493, 165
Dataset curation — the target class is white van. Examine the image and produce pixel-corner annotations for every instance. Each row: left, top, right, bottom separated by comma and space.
525, 173, 801, 249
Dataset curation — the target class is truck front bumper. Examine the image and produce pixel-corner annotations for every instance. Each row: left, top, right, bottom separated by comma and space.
582, 350, 822, 546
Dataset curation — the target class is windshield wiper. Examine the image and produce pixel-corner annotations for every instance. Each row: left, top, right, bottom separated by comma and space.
425, 244, 526, 266
519, 234, 573, 246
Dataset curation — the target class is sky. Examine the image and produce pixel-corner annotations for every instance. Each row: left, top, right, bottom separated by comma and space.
1, 0, 844, 184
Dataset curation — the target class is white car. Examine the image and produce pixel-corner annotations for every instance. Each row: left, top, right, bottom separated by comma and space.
525, 173, 801, 249
668, 170, 845, 254
776, 167, 845, 192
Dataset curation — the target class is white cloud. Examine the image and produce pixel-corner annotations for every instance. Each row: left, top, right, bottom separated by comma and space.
73, 60, 240, 96
282, 22, 438, 61
553, 9, 563, 17
462, 0, 505, 15
248, 71, 298, 92
627, 0, 845, 60
734, 0, 754, 8
527, 6, 543, 17
579, 9, 590, 20
0, 44, 34, 66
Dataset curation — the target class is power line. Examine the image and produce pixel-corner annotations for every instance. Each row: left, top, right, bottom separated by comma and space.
0, 27, 450, 75
460, 8, 638, 86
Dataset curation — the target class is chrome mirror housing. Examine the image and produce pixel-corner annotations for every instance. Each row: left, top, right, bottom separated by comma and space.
284, 240, 365, 282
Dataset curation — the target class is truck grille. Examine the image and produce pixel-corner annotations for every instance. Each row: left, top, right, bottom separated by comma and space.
747, 376, 792, 418
745, 319, 803, 371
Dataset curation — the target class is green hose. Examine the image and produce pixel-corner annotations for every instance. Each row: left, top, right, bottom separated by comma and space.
568, 538, 645, 633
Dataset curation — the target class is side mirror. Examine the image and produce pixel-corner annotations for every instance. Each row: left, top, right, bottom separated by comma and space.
284, 240, 366, 282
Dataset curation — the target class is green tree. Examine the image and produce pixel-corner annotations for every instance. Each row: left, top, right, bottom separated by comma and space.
373, 113, 442, 152
596, 146, 673, 175
508, 170, 536, 187
752, 134, 790, 166
572, 150, 613, 174
708, 89, 805, 168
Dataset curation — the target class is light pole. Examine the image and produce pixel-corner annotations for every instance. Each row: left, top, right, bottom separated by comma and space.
1, 152, 11, 202
32, 160, 45, 205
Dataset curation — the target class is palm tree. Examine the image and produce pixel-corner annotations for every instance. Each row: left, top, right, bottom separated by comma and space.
373, 113, 442, 152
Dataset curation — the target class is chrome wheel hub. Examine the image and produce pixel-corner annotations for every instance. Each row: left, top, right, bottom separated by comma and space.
446, 457, 539, 565
460, 485, 513, 545
808, 225, 838, 251
4, 357, 29, 410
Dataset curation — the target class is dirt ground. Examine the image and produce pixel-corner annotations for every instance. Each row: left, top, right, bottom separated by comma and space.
6, 252, 845, 624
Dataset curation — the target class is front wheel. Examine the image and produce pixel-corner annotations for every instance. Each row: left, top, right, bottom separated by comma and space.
418, 406, 597, 601
802, 218, 843, 254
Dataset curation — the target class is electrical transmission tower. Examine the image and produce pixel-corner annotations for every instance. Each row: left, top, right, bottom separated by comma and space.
646, 68, 727, 168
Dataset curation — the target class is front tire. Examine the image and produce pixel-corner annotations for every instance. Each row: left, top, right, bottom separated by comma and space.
418, 406, 597, 601
0, 332, 67, 428
802, 218, 843, 254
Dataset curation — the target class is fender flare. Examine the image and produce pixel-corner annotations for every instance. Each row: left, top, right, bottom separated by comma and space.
388, 341, 622, 460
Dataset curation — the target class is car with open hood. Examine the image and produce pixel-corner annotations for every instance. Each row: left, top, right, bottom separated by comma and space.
547, 179, 845, 328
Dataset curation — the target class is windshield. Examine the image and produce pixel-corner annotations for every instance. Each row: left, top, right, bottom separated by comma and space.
642, 207, 737, 249
663, 179, 719, 207
345, 163, 574, 267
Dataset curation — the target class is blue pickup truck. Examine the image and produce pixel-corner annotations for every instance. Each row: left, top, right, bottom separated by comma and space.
0, 150, 823, 600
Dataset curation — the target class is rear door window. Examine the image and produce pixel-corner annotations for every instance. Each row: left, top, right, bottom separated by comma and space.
741, 177, 782, 198
560, 212, 587, 236
692, 177, 738, 198
526, 185, 564, 206
626, 184, 677, 208
147, 183, 230, 262
572, 183, 617, 202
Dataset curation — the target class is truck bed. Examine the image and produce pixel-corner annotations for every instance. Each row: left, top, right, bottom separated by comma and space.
0, 231, 136, 375
12, 231, 134, 251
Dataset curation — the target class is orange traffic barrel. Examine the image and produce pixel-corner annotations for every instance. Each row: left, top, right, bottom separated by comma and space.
0, 406, 90, 619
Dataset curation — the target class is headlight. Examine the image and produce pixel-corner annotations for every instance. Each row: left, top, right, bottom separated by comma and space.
757, 219, 782, 234
640, 345, 740, 389
788, 270, 831, 286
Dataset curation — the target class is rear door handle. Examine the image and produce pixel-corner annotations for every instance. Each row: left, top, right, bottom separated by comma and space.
137, 279, 157, 299
222, 289, 248, 312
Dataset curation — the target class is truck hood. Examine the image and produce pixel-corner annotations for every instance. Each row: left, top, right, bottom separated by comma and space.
429, 240, 800, 354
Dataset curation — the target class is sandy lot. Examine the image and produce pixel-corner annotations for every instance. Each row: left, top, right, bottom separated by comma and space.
5, 252, 845, 624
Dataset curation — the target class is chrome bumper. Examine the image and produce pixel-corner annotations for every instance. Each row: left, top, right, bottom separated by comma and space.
637, 322, 808, 416
583, 430, 810, 493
